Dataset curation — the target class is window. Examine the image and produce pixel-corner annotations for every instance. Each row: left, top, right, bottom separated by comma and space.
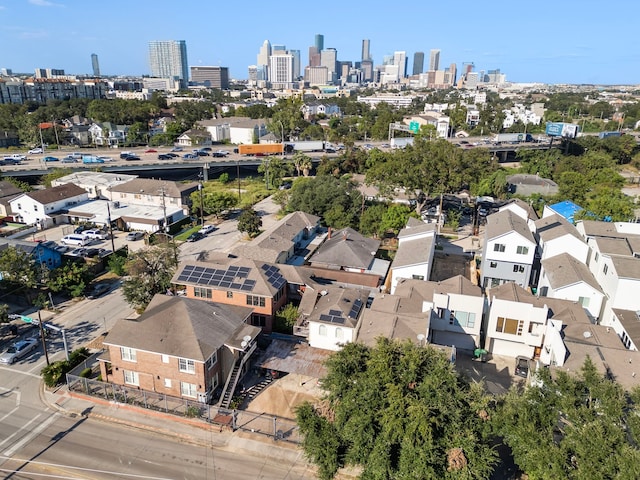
194, 287, 212, 299
436, 307, 445, 318
206, 352, 218, 369
454, 311, 476, 328
120, 347, 137, 362
412, 274, 425, 280
594, 252, 599, 262
513, 265, 525, 273
319, 324, 327, 336
161, 354, 169, 364
246, 295, 266, 307
496, 317, 524, 336
494, 243, 506, 252
134, 194, 141, 199
178, 358, 195, 374
34, 205, 38, 211
164, 378, 172, 388
516, 246, 529, 255
17, 203, 21, 210
123, 370, 139, 386
226, 291, 233, 298
490, 262, 497, 268
603, 264, 608, 274
251, 314, 266, 327
180, 382, 197, 398
449, 311, 455, 325
578, 296, 590, 308
335, 327, 344, 339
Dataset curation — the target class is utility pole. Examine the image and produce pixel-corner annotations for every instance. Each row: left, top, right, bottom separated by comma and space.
159, 186, 168, 233
198, 171, 204, 226
106, 200, 116, 252
37, 310, 50, 366
236, 160, 242, 201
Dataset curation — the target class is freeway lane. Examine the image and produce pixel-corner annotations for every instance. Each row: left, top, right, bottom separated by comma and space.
0, 414, 314, 480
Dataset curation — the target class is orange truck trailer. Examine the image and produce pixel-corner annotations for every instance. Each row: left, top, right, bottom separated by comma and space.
237, 143, 284, 156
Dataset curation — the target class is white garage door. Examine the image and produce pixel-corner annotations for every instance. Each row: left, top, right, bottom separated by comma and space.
431, 331, 477, 352
488, 338, 533, 358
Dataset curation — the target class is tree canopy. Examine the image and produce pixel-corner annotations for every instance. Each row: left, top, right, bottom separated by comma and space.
494, 357, 640, 479
122, 244, 178, 311
296, 339, 497, 480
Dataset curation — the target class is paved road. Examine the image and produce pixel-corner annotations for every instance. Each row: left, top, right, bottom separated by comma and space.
0, 412, 313, 479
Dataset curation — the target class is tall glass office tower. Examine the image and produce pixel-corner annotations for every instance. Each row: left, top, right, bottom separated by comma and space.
148, 40, 189, 89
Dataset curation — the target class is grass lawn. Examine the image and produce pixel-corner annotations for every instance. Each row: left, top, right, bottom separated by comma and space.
174, 225, 201, 242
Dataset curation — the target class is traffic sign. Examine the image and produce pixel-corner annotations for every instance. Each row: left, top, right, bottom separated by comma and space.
409, 121, 420, 133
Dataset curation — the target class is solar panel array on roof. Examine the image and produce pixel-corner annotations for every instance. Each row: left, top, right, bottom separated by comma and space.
349, 298, 363, 319
319, 313, 346, 325
176, 264, 255, 291
261, 263, 287, 291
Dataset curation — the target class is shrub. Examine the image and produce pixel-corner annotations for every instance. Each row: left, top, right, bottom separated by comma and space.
79, 367, 92, 378
41, 347, 90, 387
107, 253, 127, 276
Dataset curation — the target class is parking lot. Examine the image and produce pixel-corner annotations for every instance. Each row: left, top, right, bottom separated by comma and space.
29, 224, 148, 255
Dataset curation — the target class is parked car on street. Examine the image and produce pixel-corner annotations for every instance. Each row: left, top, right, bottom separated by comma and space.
83, 229, 107, 240
126, 231, 145, 241
187, 232, 205, 242
200, 225, 215, 235
87, 282, 110, 299
0, 338, 39, 364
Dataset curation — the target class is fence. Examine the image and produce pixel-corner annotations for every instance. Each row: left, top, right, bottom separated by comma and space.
66, 374, 301, 444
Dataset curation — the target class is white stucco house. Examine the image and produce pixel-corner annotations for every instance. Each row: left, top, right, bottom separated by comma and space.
9, 184, 88, 228
197, 117, 268, 145
106, 178, 198, 216
481, 210, 537, 289
51, 171, 138, 199
388, 217, 436, 294
298, 286, 367, 351
485, 283, 548, 358
538, 253, 605, 322
394, 275, 485, 351
534, 214, 589, 264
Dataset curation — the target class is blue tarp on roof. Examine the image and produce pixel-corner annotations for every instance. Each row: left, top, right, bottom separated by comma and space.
548, 200, 583, 224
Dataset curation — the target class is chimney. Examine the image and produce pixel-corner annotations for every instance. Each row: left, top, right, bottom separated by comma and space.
328, 227, 332, 239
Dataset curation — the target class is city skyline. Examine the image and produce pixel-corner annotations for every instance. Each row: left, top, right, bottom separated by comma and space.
0, 0, 638, 85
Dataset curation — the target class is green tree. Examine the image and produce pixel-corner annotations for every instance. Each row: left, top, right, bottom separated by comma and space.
0, 246, 39, 290
292, 152, 312, 177
47, 261, 91, 297
578, 187, 636, 222
296, 339, 497, 480
273, 303, 299, 334
495, 357, 640, 479
237, 208, 262, 237
258, 157, 293, 190
41, 168, 73, 188
122, 245, 178, 311
359, 203, 388, 237
380, 203, 413, 234
267, 97, 308, 141
189, 190, 237, 218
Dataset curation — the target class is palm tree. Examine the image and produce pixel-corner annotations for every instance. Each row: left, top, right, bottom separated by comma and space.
292, 152, 312, 177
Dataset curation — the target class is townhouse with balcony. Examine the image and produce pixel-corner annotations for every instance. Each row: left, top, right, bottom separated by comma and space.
393, 275, 485, 351
100, 294, 260, 405
534, 214, 590, 264
485, 282, 549, 358
9, 183, 88, 229
480, 210, 536, 289
388, 217, 436, 294
171, 258, 289, 333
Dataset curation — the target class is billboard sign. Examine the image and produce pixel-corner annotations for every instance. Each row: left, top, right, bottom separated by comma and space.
546, 122, 580, 138
409, 121, 420, 133
545, 122, 564, 137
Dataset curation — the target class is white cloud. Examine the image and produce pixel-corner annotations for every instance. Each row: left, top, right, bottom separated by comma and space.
28, 0, 63, 7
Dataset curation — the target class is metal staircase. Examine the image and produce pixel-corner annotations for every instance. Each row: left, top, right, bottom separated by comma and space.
218, 342, 257, 409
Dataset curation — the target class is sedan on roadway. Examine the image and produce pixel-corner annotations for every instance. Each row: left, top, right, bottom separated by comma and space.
126, 231, 145, 241
0, 338, 39, 364
43, 156, 59, 162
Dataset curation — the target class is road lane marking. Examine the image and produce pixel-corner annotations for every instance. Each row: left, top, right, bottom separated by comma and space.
0, 413, 43, 449
2, 412, 59, 457
0, 366, 40, 379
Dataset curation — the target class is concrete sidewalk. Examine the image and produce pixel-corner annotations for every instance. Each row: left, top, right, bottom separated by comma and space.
40, 382, 309, 466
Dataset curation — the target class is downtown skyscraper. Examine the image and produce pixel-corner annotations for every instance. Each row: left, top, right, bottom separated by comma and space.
148, 40, 189, 89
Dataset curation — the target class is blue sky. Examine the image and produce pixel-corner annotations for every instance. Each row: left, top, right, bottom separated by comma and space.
1, 0, 638, 85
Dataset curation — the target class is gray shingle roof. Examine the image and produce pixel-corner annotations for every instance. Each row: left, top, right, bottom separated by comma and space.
485, 210, 535, 243
310, 227, 380, 270
611, 256, 640, 280
535, 214, 583, 243
541, 253, 602, 292
110, 178, 197, 198
391, 235, 435, 268
25, 183, 86, 205
104, 295, 254, 361
394, 275, 483, 300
